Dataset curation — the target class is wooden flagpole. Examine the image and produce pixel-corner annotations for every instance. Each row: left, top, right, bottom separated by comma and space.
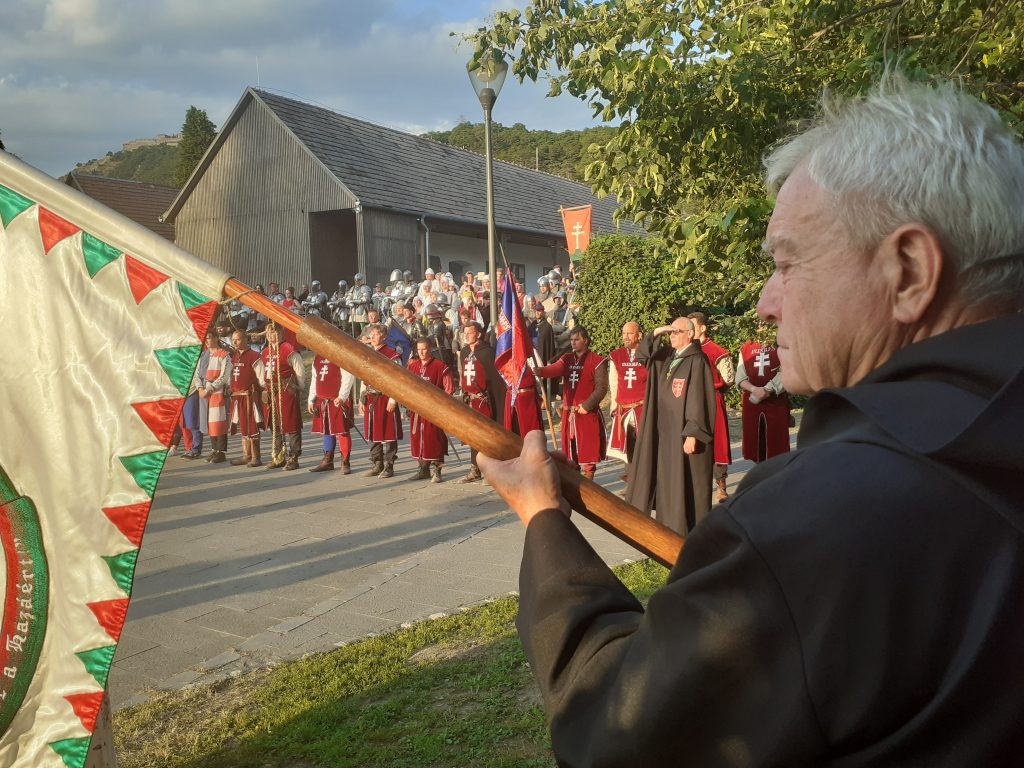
226, 279, 684, 568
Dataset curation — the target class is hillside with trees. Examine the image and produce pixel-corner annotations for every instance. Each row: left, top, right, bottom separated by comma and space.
422, 122, 617, 181
73, 143, 179, 186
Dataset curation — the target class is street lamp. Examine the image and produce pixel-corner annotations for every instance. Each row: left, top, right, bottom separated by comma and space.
467, 49, 508, 327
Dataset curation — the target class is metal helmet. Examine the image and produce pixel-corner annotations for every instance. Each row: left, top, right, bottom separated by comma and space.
229, 300, 242, 311
354, 272, 366, 286
337, 280, 348, 290
548, 269, 561, 283
389, 269, 403, 282
553, 291, 566, 302
311, 280, 321, 291
537, 276, 550, 287
424, 303, 442, 318
403, 270, 414, 282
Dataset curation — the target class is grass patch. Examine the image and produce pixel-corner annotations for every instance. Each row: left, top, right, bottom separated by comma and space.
114, 559, 668, 768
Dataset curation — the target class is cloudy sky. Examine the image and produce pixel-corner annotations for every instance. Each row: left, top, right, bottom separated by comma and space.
1, 0, 601, 177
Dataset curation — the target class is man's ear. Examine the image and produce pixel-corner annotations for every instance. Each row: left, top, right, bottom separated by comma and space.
880, 223, 944, 325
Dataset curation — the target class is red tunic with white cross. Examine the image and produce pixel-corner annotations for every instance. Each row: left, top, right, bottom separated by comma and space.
739, 340, 790, 461
311, 355, 353, 436
608, 346, 647, 454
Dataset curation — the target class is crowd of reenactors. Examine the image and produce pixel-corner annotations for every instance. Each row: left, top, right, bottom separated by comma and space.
170, 266, 790, 534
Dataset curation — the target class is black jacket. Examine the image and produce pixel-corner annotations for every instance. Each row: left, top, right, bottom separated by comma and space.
518, 315, 1024, 767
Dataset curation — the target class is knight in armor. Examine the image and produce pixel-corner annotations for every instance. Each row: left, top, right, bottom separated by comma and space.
261, 323, 305, 470
389, 301, 423, 363
406, 338, 455, 483
382, 268, 405, 318
371, 282, 387, 314
345, 272, 373, 335
302, 280, 329, 319
422, 303, 455, 369
267, 282, 285, 304
736, 332, 791, 463
550, 292, 576, 356
607, 322, 648, 476
534, 277, 554, 313
535, 326, 608, 480
328, 280, 349, 329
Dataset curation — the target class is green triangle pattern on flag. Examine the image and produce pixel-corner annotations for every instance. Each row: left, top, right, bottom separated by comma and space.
154, 345, 202, 396
118, 450, 166, 498
178, 282, 212, 310
49, 736, 91, 768
101, 549, 139, 595
0, 184, 35, 229
75, 646, 116, 687
81, 232, 123, 279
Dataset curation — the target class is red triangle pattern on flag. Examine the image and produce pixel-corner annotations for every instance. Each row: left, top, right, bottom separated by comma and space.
124, 254, 169, 304
186, 301, 218, 341
65, 691, 105, 733
87, 598, 129, 642
38, 207, 81, 254
102, 501, 152, 548
131, 398, 184, 447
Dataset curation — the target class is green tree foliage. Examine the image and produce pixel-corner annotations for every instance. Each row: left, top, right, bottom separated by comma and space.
574, 234, 684, 354
74, 143, 180, 187
468, 0, 1024, 309
423, 121, 616, 181
173, 106, 217, 187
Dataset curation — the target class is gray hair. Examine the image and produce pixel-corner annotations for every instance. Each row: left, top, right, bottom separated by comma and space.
764, 72, 1024, 311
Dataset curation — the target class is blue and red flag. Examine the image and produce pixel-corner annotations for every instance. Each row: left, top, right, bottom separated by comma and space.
494, 272, 535, 402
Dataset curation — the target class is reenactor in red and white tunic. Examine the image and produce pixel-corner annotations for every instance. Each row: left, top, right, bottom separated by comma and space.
198, 329, 232, 464
307, 354, 356, 474
736, 336, 791, 462
360, 324, 404, 478
536, 326, 608, 479
689, 312, 736, 502
228, 329, 265, 467
456, 322, 504, 483
407, 338, 456, 483
608, 322, 648, 475
261, 324, 306, 470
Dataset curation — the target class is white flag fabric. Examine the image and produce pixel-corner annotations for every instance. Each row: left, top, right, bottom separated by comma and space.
0, 153, 229, 767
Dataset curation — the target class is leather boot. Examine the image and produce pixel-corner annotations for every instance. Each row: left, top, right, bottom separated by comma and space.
247, 438, 263, 467
266, 445, 286, 469
340, 458, 351, 475
230, 438, 251, 466
430, 464, 442, 484
284, 456, 300, 470
459, 466, 482, 484
362, 462, 384, 478
409, 463, 431, 481
378, 463, 394, 479
309, 451, 334, 472
715, 478, 728, 503
209, 451, 226, 464
582, 469, 595, 481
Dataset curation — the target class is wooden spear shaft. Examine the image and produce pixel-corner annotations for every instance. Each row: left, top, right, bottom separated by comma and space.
227, 279, 684, 568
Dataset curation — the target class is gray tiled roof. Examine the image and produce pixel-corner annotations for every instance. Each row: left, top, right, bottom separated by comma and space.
67, 173, 178, 242
253, 89, 643, 239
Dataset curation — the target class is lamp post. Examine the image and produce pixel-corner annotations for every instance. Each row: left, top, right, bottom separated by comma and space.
467, 50, 508, 327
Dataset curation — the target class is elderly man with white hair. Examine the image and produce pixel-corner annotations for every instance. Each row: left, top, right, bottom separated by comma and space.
478, 73, 1024, 766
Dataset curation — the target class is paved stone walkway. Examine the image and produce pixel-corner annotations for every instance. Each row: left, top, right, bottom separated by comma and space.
110, 424, 787, 709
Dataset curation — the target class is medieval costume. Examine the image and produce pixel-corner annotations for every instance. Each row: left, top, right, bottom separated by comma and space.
308, 355, 355, 474
625, 335, 715, 535
737, 340, 791, 461
198, 344, 231, 463
515, 315, 1024, 767
406, 356, 455, 482
536, 350, 608, 477
457, 338, 505, 482
362, 344, 404, 478
699, 336, 735, 500
261, 339, 305, 470
607, 345, 648, 465
504, 365, 545, 438
229, 347, 264, 467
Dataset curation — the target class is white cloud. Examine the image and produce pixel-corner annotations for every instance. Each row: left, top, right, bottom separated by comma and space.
0, 0, 603, 177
